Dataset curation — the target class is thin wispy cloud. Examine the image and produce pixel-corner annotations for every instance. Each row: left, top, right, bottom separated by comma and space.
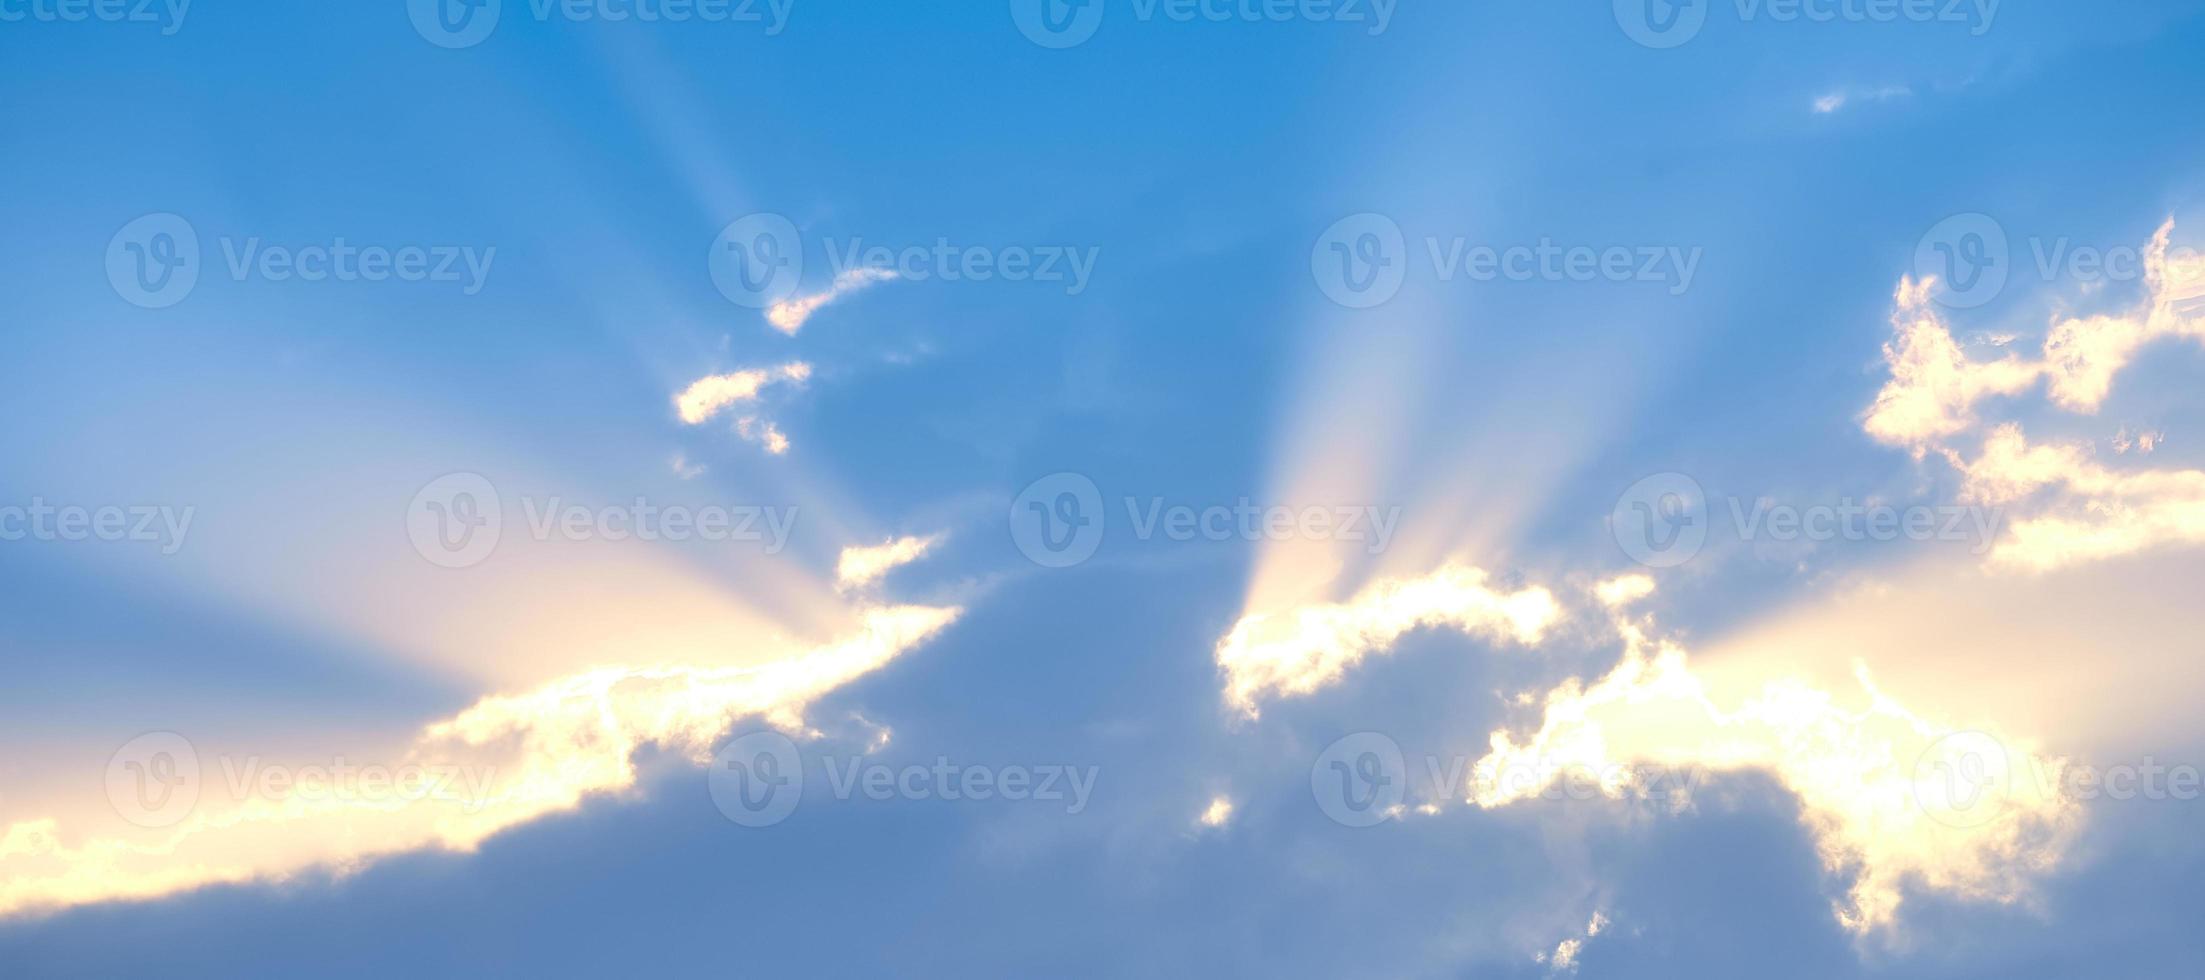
767, 267, 899, 335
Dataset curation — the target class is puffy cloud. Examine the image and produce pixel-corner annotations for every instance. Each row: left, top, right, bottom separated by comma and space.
1861, 280, 2042, 453
1468, 584, 2080, 934
674, 362, 811, 426
0, 603, 960, 918
1863, 218, 2205, 571
766, 267, 899, 335
1214, 562, 1561, 718
833, 533, 945, 592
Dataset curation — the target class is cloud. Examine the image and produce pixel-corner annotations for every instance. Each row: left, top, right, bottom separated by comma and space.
1862, 218, 2205, 570
833, 533, 946, 592
1540, 910, 1606, 974
0, 603, 961, 919
1197, 796, 1234, 829
767, 267, 899, 335
1470, 583, 2079, 934
1214, 561, 1561, 718
736, 415, 791, 455
674, 362, 811, 426
670, 452, 706, 479
1812, 84, 1913, 115
1218, 571, 2080, 935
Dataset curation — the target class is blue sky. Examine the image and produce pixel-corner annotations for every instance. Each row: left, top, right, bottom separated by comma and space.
6, 1, 2205, 976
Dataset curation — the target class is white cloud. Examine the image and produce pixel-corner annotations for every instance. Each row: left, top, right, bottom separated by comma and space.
1197, 795, 1234, 829
674, 362, 811, 426
834, 533, 945, 592
0, 603, 961, 918
1812, 84, 1913, 115
1218, 571, 2080, 935
1214, 562, 1561, 718
736, 415, 792, 455
1469, 583, 2080, 934
1863, 218, 2205, 571
767, 267, 899, 335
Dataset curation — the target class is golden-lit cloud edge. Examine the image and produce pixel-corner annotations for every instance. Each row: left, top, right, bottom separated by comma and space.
1865, 218, 2205, 571
0, 602, 961, 919
1216, 567, 2080, 936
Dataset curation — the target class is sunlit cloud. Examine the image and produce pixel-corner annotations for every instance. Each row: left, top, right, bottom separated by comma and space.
1215, 561, 1560, 718
674, 362, 811, 426
767, 267, 899, 335
1468, 580, 2080, 934
1196, 795, 1235, 829
0, 603, 961, 918
834, 533, 945, 593
1863, 218, 2205, 571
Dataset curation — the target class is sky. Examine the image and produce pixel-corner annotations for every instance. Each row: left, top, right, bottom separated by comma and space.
5, 1, 2205, 976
